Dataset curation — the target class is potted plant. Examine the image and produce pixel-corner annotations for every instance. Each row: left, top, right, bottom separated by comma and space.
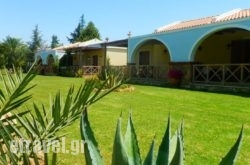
167, 68, 183, 86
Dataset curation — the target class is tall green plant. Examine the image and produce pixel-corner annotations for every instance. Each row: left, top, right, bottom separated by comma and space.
81, 111, 243, 165
81, 111, 185, 165
99, 58, 125, 89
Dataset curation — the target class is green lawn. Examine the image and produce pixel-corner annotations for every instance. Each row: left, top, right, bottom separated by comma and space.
29, 75, 250, 165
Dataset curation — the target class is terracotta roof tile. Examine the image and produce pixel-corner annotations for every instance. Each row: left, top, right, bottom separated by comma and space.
155, 9, 250, 33
217, 9, 250, 22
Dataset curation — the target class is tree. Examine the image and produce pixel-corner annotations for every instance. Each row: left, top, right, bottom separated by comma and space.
1, 36, 30, 68
28, 25, 43, 63
67, 14, 85, 43
50, 35, 60, 48
79, 21, 101, 41
67, 15, 101, 43
0, 43, 6, 67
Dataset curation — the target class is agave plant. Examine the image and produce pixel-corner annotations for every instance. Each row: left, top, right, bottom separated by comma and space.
81, 110, 243, 165
98, 58, 125, 89
0, 65, 121, 164
81, 111, 184, 165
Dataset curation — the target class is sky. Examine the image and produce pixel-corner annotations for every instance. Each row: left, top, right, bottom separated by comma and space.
0, 1, 249, 45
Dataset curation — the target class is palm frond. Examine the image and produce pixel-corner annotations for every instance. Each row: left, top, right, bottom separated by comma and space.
0, 65, 36, 116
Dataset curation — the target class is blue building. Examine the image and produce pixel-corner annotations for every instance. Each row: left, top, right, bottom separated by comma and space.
128, 9, 250, 88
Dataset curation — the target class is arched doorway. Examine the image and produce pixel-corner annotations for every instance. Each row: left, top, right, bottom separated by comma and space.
45, 54, 55, 73
192, 28, 250, 85
131, 39, 170, 80
47, 54, 55, 66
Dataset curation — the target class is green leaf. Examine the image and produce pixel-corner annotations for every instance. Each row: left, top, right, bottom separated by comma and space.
15, 114, 37, 138
80, 108, 103, 165
51, 152, 57, 165
169, 130, 177, 162
33, 103, 46, 130
0, 65, 36, 116
52, 92, 62, 126
169, 120, 185, 162
0, 156, 8, 165
87, 78, 122, 105
143, 138, 155, 165
112, 116, 129, 165
170, 131, 184, 165
22, 153, 31, 165
0, 120, 18, 164
124, 113, 142, 165
156, 115, 171, 165
62, 86, 74, 119
219, 126, 243, 165
31, 152, 40, 165
6, 118, 28, 139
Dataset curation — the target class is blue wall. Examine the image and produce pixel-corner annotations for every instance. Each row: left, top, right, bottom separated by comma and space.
128, 18, 250, 63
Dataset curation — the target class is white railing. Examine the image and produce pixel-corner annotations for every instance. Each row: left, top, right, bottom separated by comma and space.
193, 63, 250, 85
82, 66, 101, 75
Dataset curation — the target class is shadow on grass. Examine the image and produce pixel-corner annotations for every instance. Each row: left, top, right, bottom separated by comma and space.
127, 81, 250, 98
183, 86, 250, 98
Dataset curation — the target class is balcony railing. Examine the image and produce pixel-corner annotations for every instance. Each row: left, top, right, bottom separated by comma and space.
193, 63, 250, 85
82, 66, 101, 75
129, 65, 169, 80
59, 65, 169, 81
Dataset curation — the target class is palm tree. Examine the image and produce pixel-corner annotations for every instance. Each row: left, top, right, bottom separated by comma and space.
1, 36, 30, 68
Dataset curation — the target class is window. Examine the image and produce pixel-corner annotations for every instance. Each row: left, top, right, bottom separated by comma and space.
139, 51, 150, 65
92, 55, 98, 66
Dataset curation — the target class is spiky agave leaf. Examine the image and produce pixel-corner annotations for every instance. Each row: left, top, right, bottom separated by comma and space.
143, 137, 155, 165
170, 129, 184, 165
219, 126, 243, 165
112, 115, 129, 165
156, 115, 171, 165
169, 130, 177, 162
80, 108, 103, 165
124, 113, 142, 165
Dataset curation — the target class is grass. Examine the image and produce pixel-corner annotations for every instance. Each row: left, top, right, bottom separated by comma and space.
27, 75, 250, 165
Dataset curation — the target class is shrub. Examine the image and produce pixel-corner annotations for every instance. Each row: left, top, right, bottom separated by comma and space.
167, 69, 183, 80
75, 68, 83, 77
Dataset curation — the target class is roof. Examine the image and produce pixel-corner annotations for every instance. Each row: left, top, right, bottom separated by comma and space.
54, 38, 128, 51
155, 8, 250, 33
106, 39, 128, 47
54, 38, 104, 50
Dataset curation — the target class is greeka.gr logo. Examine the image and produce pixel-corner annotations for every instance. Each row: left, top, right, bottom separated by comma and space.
9, 137, 85, 155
